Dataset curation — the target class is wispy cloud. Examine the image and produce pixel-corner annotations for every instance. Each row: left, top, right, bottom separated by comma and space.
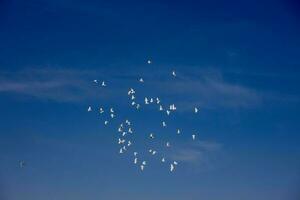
0, 67, 261, 108
170, 140, 222, 164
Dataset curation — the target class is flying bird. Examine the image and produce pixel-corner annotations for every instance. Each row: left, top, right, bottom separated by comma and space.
172, 70, 176, 77
87, 106, 92, 112
192, 134, 196, 140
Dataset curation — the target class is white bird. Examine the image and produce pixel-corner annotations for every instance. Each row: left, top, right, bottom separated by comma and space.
145, 97, 149, 104
172, 70, 176, 77
192, 134, 196, 140
134, 157, 138, 164
131, 95, 135, 100
110, 113, 114, 118
173, 161, 178, 165
161, 158, 165, 162
194, 107, 198, 113
162, 121, 166, 127
125, 120, 131, 125
159, 105, 163, 111
87, 106, 92, 112
93, 79, 98, 83
139, 78, 144, 82
128, 128, 133, 133
110, 108, 114, 113
156, 98, 160, 104
166, 110, 170, 115
170, 104, 176, 111
101, 81, 106, 87
122, 146, 127, 151
166, 142, 170, 147
122, 132, 127, 136
118, 138, 125, 144
177, 129, 181, 134
149, 149, 153, 153
118, 127, 122, 132
119, 148, 123, 154
134, 152, 138, 156
132, 101, 136, 106
128, 89, 134, 95
127, 141, 132, 146
149, 133, 154, 139
152, 151, 157, 155
140, 165, 145, 171
150, 98, 154, 103
142, 161, 147, 165
104, 120, 109, 125
136, 104, 140, 109
147, 60, 152, 64
170, 163, 175, 172
99, 108, 104, 113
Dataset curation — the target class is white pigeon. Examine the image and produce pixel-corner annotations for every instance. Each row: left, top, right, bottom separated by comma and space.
87, 106, 92, 112
131, 95, 135, 100
159, 105, 163, 111
172, 70, 176, 77
122, 146, 127, 151
166, 142, 170, 147
194, 107, 198, 113
128, 128, 133, 133
177, 129, 181, 134
166, 110, 170, 115
93, 79, 98, 83
152, 151, 157, 155
110, 113, 114, 118
134, 152, 138, 156
145, 97, 149, 104
173, 161, 178, 165
104, 120, 108, 125
125, 120, 131, 125
134, 158, 138, 164
132, 101, 136, 106
156, 97, 160, 104
150, 98, 154, 103
140, 165, 145, 171
136, 104, 140, 109
99, 108, 104, 113
162, 121, 166, 127
149, 149, 153, 153
192, 134, 196, 140
147, 60, 152, 64
170, 104, 176, 111
161, 158, 165, 163
170, 163, 175, 172
142, 161, 147, 165
119, 148, 123, 154
118, 127, 122, 132
139, 78, 144, 82
149, 133, 154, 139
101, 81, 106, 87
122, 132, 127, 136
110, 108, 114, 113
127, 141, 132, 146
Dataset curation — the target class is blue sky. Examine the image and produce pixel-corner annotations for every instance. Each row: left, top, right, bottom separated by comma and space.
1, 0, 300, 199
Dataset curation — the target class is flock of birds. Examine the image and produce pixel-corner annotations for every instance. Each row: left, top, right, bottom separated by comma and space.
87, 60, 200, 172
